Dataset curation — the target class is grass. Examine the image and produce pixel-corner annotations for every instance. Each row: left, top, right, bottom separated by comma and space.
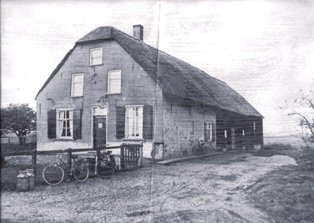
1, 143, 36, 154
1, 156, 50, 191
248, 143, 314, 223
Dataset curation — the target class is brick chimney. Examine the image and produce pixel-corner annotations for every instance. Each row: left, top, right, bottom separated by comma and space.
133, 25, 143, 41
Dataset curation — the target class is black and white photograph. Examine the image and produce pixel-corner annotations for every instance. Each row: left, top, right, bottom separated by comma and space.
1, 0, 314, 222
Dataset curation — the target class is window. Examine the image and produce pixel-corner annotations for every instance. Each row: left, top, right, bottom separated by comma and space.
204, 121, 213, 141
253, 121, 256, 131
116, 105, 153, 140
47, 109, 81, 140
71, 74, 84, 97
56, 109, 73, 139
242, 129, 245, 136
108, 70, 121, 94
125, 105, 143, 138
224, 130, 228, 138
90, 47, 103, 66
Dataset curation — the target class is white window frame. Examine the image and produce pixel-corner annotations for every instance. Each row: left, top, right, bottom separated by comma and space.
125, 105, 144, 139
224, 129, 228, 138
71, 73, 84, 97
56, 108, 74, 139
107, 70, 121, 94
90, 47, 103, 66
204, 121, 213, 142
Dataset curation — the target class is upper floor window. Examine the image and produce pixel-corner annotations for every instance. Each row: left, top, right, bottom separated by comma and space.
108, 70, 121, 94
71, 73, 84, 97
90, 47, 103, 66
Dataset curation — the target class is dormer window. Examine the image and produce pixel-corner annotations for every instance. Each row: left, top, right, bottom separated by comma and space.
90, 47, 103, 66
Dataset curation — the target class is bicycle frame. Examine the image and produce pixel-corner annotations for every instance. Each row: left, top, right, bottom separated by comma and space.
42, 151, 90, 185
56, 152, 81, 176
95, 150, 116, 175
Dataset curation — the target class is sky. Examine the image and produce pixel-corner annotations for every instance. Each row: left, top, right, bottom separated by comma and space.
1, 0, 314, 136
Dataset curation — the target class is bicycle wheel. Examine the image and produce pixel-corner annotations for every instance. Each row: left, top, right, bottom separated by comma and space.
73, 163, 89, 182
98, 160, 114, 178
42, 164, 64, 185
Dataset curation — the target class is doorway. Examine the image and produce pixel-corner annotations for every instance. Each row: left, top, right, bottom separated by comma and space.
230, 128, 236, 150
93, 116, 106, 148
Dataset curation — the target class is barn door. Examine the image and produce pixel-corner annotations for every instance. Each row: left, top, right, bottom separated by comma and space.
231, 128, 236, 150
93, 116, 106, 148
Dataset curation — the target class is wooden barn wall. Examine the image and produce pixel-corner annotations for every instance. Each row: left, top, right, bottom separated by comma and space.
216, 111, 263, 149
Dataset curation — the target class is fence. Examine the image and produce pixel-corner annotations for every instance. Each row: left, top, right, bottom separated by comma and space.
2, 143, 144, 176
121, 140, 143, 169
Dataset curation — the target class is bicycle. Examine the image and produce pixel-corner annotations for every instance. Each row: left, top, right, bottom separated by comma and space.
96, 150, 116, 178
42, 151, 90, 185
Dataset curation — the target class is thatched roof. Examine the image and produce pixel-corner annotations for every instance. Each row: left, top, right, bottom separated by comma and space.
37, 26, 262, 117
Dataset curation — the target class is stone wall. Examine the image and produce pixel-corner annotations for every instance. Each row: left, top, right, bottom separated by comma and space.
162, 98, 216, 159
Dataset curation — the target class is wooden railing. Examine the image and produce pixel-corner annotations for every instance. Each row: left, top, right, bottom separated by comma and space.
2, 143, 143, 176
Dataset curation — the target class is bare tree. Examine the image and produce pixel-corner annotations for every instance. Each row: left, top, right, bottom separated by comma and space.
288, 89, 314, 149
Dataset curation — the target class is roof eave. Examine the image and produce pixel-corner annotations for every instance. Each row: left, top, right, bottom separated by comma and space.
35, 45, 76, 99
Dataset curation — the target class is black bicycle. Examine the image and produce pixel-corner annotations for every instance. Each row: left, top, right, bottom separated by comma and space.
96, 150, 116, 178
42, 151, 89, 185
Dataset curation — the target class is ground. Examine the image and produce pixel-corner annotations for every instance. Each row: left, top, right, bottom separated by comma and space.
1, 146, 314, 223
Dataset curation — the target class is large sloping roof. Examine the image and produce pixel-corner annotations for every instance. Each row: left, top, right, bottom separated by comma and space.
37, 26, 262, 117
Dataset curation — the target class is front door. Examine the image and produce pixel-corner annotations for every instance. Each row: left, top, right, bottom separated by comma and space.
93, 116, 106, 148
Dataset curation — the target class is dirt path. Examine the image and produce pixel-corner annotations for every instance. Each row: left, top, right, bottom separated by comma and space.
1, 153, 296, 222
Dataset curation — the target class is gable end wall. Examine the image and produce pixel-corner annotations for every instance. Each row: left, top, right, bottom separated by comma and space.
36, 40, 163, 151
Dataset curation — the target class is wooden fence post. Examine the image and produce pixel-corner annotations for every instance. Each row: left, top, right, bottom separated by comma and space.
121, 145, 124, 169
140, 144, 143, 167
67, 148, 72, 177
32, 149, 37, 175
96, 146, 100, 175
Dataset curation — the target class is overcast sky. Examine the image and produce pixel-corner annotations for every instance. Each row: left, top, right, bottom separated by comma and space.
1, 0, 314, 136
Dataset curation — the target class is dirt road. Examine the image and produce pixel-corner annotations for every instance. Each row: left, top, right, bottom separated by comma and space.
2, 153, 296, 222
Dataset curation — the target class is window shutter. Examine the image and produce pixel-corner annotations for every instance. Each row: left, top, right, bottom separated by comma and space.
73, 109, 82, 140
143, 105, 153, 139
212, 122, 216, 142
204, 122, 208, 142
47, 110, 56, 139
116, 106, 125, 139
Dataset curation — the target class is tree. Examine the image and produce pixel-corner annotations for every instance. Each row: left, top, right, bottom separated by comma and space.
288, 89, 314, 149
1, 104, 36, 145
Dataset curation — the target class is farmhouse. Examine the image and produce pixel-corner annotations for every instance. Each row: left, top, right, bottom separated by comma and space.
35, 25, 263, 159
